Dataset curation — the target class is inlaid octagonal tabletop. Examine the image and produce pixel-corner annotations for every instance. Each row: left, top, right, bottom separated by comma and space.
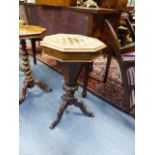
42, 34, 107, 62
19, 24, 46, 39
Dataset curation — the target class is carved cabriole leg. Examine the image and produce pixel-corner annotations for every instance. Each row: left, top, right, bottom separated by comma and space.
34, 80, 52, 92
74, 100, 94, 117
50, 62, 94, 129
50, 100, 68, 129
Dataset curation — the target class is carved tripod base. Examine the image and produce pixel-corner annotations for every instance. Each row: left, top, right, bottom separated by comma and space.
19, 39, 52, 104
50, 62, 94, 129
50, 84, 94, 129
19, 79, 52, 104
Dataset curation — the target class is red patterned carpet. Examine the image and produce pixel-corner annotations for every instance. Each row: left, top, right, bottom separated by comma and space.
27, 47, 130, 115
79, 56, 125, 111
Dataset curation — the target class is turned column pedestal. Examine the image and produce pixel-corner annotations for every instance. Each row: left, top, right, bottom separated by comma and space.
51, 62, 94, 129
19, 24, 52, 104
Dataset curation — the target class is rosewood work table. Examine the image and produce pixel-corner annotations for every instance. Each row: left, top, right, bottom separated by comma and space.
42, 34, 107, 129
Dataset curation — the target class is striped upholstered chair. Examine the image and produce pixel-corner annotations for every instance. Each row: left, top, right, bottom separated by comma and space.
104, 19, 135, 114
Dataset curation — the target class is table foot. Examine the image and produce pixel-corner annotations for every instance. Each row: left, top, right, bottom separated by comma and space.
34, 80, 52, 92
50, 98, 94, 129
50, 100, 68, 129
19, 79, 52, 105
19, 80, 28, 104
75, 100, 94, 117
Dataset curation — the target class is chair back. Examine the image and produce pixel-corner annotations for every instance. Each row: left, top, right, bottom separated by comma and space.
125, 17, 135, 42
105, 19, 122, 57
105, 19, 133, 111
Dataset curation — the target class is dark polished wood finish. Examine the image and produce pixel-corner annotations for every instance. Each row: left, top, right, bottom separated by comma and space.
31, 39, 37, 64
42, 34, 106, 128
30, 38, 42, 64
24, 3, 120, 41
81, 62, 93, 97
50, 62, 94, 129
103, 52, 112, 83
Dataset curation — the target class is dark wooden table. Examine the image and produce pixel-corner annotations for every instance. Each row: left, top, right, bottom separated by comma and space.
42, 34, 107, 129
23, 3, 121, 42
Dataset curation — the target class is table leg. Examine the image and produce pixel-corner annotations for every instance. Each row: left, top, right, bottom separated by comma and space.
82, 62, 93, 97
19, 39, 52, 104
50, 62, 94, 129
31, 39, 37, 65
103, 53, 112, 83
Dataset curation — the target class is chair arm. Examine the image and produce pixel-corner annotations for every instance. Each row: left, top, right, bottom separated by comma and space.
120, 43, 135, 53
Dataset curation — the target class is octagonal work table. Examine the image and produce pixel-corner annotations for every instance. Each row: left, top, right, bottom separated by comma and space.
42, 34, 107, 129
19, 24, 52, 104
